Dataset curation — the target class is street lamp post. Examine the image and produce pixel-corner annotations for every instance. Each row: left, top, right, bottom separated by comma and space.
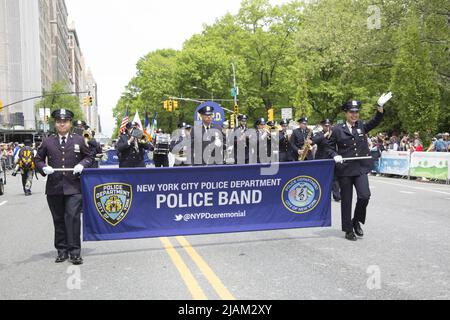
192, 86, 214, 102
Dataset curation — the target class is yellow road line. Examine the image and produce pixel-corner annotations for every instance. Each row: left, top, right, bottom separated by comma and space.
160, 237, 207, 300
176, 236, 236, 300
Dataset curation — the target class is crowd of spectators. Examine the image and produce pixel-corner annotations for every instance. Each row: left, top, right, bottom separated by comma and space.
368, 131, 449, 176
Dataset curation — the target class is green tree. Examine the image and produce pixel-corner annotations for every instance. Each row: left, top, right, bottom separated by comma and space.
36, 82, 84, 128
390, 11, 441, 141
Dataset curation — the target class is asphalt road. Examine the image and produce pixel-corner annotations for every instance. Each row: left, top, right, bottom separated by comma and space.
0, 171, 449, 300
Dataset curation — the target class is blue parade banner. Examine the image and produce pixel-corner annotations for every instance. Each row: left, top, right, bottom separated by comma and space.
82, 161, 334, 241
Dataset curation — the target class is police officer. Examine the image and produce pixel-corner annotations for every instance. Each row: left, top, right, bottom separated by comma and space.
312, 119, 341, 201
79, 124, 103, 169
88, 130, 104, 168
35, 109, 93, 264
73, 120, 87, 136
233, 114, 250, 164
253, 118, 272, 164
290, 117, 313, 161
171, 123, 190, 166
116, 122, 153, 168
278, 119, 294, 162
190, 106, 223, 166
329, 92, 393, 241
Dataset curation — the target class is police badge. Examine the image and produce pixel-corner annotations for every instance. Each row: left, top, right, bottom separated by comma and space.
94, 183, 132, 226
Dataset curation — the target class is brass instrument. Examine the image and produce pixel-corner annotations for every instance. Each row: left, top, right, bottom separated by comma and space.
262, 126, 272, 140
299, 129, 313, 161
298, 125, 327, 161
83, 129, 93, 147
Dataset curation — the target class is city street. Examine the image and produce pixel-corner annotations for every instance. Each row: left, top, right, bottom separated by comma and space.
0, 172, 449, 300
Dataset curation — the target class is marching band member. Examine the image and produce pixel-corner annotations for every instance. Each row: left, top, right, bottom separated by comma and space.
329, 93, 392, 241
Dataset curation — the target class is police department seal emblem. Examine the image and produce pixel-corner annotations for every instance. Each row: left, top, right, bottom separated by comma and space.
281, 176, 321, 214
94, 183, 132, 226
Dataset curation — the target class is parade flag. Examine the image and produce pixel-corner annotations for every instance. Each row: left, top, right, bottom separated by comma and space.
150, 111, 157, 141
82, 161, 334, 241
132, 111, 143, 130
143, 111, 152, 141
119, 110, 129, 134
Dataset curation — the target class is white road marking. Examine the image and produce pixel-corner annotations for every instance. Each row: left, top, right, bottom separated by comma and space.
0, 201, 7, 207
373, 180, 450, 196
400, 191, 416, 195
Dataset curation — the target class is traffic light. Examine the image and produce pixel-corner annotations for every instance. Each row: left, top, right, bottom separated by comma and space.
173, 100, 178, 110
44, 115, 49, 123
168, 100, 173, 112
234, 105, 239, 115
0, 100, 3, 112
164, 100, 169, 110
89, 96, 93, 106
230, 115, 235, 129
83, 96, 90, 107
267, 108, 274, 122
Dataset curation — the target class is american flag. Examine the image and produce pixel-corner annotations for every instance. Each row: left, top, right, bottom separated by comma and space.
119, 110, 129, 134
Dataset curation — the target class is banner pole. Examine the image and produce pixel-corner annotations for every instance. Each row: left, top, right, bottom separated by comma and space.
342, 156, 373, 162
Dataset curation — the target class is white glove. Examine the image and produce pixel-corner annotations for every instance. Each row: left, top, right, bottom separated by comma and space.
43, 166, 55, 175
377, 92, 393, 107
73, 164, 84, 175
214, 133, 223, 148
334, 156, 344, 164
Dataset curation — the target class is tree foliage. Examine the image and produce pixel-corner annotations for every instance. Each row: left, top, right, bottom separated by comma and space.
113, 0, 450, 137
36, 81, 84, 127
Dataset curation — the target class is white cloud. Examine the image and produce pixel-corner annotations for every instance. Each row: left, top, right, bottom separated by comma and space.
66, 0, 291, 136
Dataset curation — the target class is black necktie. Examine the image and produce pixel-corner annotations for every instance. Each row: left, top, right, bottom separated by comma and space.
351, 126, 357, 136
61, 136, 66, 147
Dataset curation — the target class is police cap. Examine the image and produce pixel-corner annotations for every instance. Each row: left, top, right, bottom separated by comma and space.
342, 100, 362, 112
198, 106, 214, 116
298, 117, 308, 124
280, 119, 289, 126
51, 109, 74, 120
320, 118, 332, 126
126, 121, 138, 129
255, 118, 266, 126
238, 114, 248, 121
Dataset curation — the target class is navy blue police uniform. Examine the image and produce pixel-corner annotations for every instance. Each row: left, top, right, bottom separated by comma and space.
312, 119, 341, 201
190, 106, 223, 166
278, 119, 294, 162
254, 118, 272, 164
116, 122, 152, 168
290, 117, 313, 161
233, 114, 250, 164
35, 109, 93, 264
329, 101, 384, 239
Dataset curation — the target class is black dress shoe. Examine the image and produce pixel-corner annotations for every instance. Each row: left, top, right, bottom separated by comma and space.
70, 256, 84, 265
353, 220, 364, 237
55, 253, 69, 263
345, 232, 357, 241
